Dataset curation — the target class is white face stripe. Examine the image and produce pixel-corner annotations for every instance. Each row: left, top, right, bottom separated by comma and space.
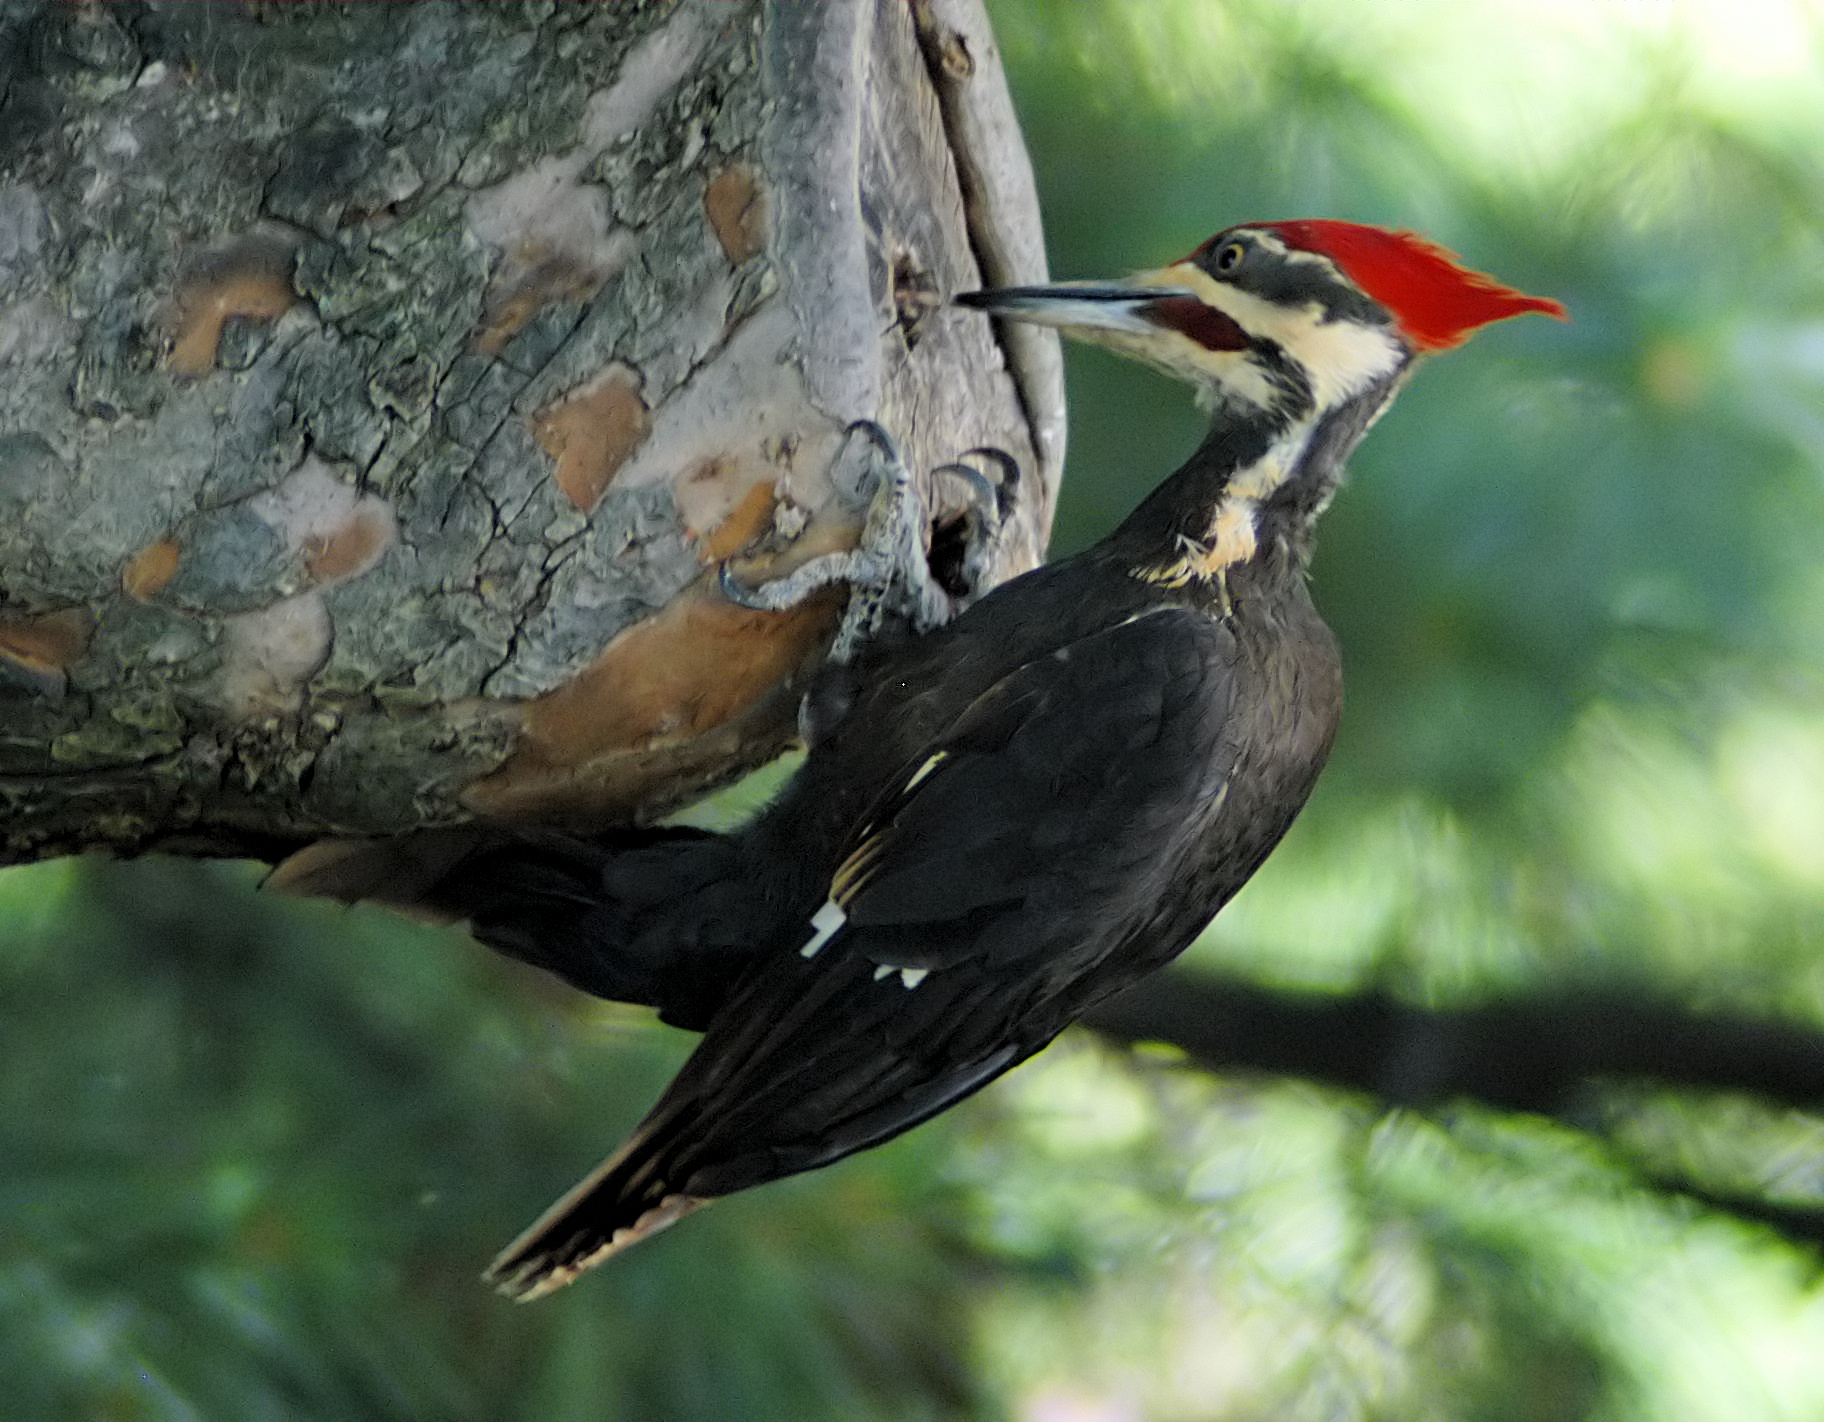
1227, 424, 1310, 502
1244, 226, 1340, 274
1138, 423, 1317, 588
1020, 307, 1272, 413
1156, 262, 1408, 412
1097, 266, 1273, 412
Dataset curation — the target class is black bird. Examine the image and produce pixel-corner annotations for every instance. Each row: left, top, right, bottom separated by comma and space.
280, 219, 1563, 1298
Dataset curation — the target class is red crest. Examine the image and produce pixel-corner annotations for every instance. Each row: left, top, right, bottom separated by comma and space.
1262, 220, 1568, 351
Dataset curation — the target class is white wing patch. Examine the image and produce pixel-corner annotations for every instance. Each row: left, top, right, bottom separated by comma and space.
798, 899, 846, 958
808, 753, 953, 978
903, 750, 948, 793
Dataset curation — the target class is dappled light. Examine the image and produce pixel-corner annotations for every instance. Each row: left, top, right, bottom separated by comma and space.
985, 0, 1824, 1416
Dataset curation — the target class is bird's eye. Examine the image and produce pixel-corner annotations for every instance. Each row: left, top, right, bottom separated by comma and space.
1213, 241, 1246, 273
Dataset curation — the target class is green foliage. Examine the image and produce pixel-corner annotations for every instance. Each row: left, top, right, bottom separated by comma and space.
8, 3, 1824, 1417
0, 860, 981, 1421
978, 2, 1824, 1415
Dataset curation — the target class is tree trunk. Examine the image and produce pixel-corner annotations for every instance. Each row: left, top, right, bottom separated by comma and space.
0, 0, 1061, 863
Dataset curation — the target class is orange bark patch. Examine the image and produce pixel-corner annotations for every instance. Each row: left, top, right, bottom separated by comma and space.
698, 479, 779, 562
0, 607, 92, 674
530, 366, 650, 512
473, 246, 608, 357
122, 540, 181, 600
466, 582, 840, 818
705, 166, 767, 264
165, 233, 298, 377
303, 505, 395, 583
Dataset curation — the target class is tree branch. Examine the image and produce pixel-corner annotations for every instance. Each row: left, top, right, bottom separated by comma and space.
1083, 967, 1824, 1115
1083, 966, 1824, 1249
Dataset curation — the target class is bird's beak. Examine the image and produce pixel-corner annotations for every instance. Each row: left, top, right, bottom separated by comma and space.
955, 276, 1196, 338
957, 266, 1253, 363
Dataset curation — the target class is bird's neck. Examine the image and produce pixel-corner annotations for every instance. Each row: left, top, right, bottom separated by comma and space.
1108, 375, 1405, 596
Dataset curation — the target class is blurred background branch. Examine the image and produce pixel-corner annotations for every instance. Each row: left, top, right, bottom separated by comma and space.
1088, 970, 1824, 1120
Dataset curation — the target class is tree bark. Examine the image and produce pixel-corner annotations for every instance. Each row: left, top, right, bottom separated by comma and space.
0, 0, 1061, 863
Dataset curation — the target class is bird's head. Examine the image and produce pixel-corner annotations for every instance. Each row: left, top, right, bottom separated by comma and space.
959, 219, 1566, 421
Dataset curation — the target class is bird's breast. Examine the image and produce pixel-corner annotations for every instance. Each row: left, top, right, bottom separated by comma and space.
1201, 578, 1343, 886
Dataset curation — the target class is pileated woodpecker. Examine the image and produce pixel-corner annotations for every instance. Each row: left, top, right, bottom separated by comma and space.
279, 220, 1564, 1298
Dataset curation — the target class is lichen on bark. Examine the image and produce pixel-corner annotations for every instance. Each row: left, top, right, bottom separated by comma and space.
0, 0, 1058, 862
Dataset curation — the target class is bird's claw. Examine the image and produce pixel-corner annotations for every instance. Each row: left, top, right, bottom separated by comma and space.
928, 446, 1017, 603
828, 419, 905, 504
932, 446, 1017, 527
720, 556, 802, 613
719, 421, 1019, 665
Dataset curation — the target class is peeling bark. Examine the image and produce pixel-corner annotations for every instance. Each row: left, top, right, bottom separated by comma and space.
0, 0, 1060, 861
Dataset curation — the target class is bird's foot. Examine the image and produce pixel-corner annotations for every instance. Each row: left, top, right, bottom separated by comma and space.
926, 445, 1017, 614
719, 421, 1015, 664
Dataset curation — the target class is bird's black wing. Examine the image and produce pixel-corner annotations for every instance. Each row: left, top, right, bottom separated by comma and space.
487, 606, 1241, 1298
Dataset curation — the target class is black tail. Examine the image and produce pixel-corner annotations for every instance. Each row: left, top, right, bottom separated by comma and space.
483, 1097, 709, 1300
481, 937, 1032, 1300
269, 825, 765, 1028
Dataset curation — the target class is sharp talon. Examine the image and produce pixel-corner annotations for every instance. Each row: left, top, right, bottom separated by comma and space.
937, 446, 1019, 521
719, 560, 763, 610
931, 461, 1003, 527
843, 419, 903, 466
960, 446, 1021, 516
827, 420, 906, 506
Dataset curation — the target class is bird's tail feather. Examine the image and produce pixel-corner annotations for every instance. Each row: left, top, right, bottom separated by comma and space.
268, 825, 760, 1027
484, 1103, 708, 1301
